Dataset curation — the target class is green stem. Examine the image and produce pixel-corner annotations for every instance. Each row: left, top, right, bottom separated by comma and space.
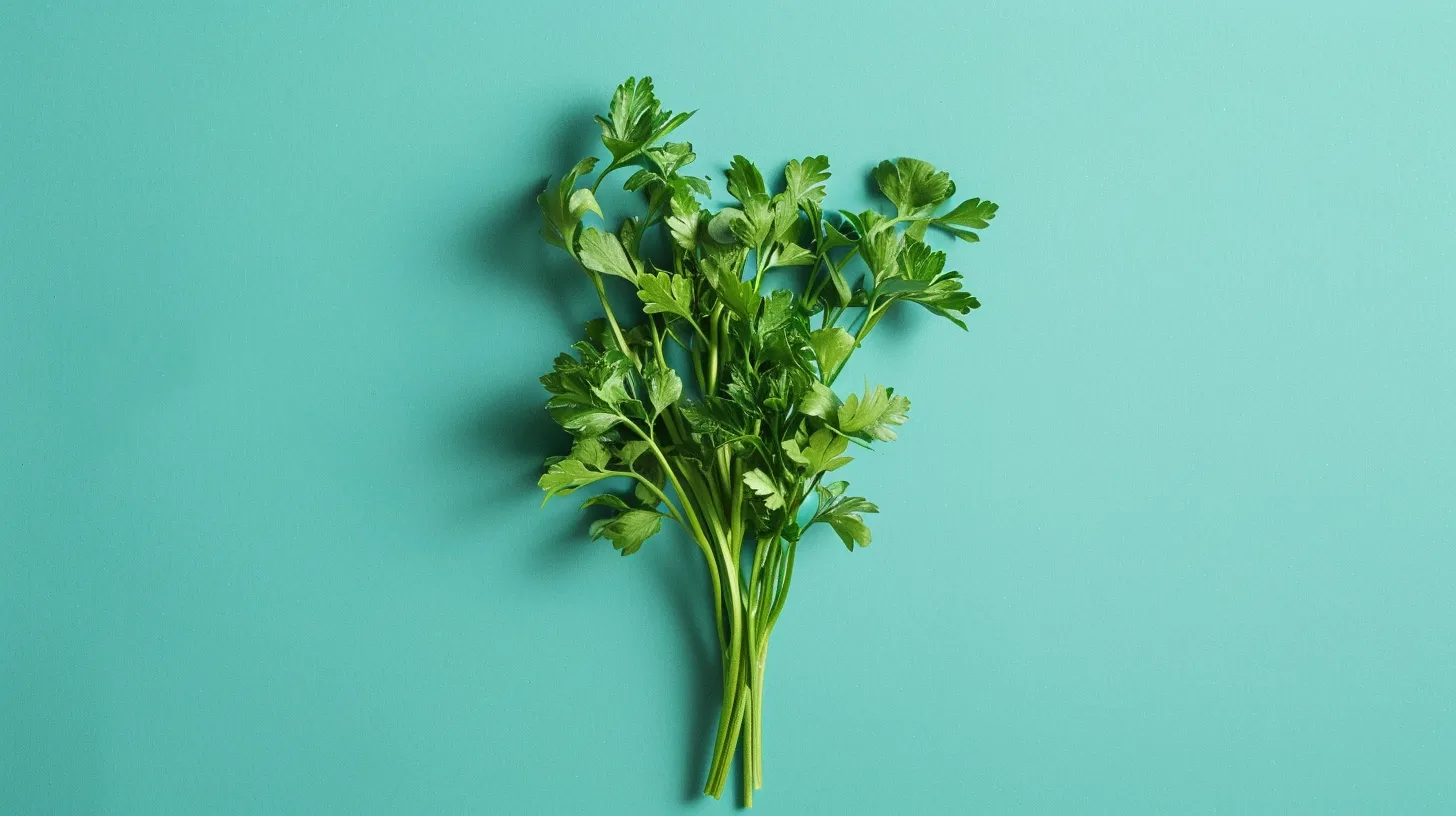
826, 300, 888, 385
751, 640, 767, 790
588, 271, 638, 367
706, 642, 751, 798
766, 540, 798, 632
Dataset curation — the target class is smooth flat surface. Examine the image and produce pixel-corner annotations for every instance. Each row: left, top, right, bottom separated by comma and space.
3, 3, 1454, 813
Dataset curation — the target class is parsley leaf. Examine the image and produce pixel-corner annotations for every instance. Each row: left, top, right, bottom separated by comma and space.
636, 271, 694, 321
809, 327, 855, 378
725, 155, 766, 203
872, 157, 956, 219
539, 458, 613, 502
577, 227, 639, 283
800, 428, 852, 474
743, 468, 785, 510
784, 155, 831, 205
837, 383, 911, 441
937, 197, 999, 229
882, 238, 981, 329
538, 156, 600, 250
589, 508, 664, 555
810, 482, 879, 550
595, 77, 693, 163
645, 362, 682, 418
798, 381, 841, 419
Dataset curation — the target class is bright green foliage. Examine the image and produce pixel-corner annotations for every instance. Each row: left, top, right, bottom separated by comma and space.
590, 508, 664, 555
636, 271, 694, 320
784, 155, 831, 205
532, 77, 1000, 805
577, 227, 639, 283
810, 481, 878, 551
873, 157, 956, 219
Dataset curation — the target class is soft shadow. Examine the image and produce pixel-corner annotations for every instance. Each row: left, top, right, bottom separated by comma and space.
442, 98, 600, 546
456, 386, 563, 499
449, 385, 610, 572
459, 100, 602, 337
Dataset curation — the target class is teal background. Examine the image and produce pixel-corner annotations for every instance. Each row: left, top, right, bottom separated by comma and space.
4, 2, 1454, 813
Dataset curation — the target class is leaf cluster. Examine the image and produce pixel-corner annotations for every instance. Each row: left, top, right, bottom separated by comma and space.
535, 77, 998, 559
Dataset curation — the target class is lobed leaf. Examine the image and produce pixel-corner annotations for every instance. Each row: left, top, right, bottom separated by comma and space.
589, 508, 663, 555
577, 227, 639, 283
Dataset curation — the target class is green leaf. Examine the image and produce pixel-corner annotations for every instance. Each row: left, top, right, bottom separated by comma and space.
801, 428, 852, 474
570, 437, 610, 470
632, 454, 666, 507
875, 279, 931, 297
618, 217, 641, 258
666, 209, 701, 250
810, 488, 879, 550
780, 438, 811, 466
559, 408, 621, 436
644, 141, 696, 174
577, 227, 638, 283
622, 168, 657, 192
798, 381, 841, 419
808, 327, 855, 378
645, 363, 682, 417
725, 155, 766, 203
589, 508, 663, 555
730, 194, 774, 247
770, 193, 800, 244
595, 77, 683, 161
897, 237, 946, 281
938, 226, 980, 243
636, 271, 693, 320
837, 384, 889, 435
756, 289, 796, 337
590, 372, 630, 408
935, 197, 998, 230
872, 157, 956, 219
784, 155, 831, 205
823, 263, 852, 307
538, 458, 612, 502
616, 440, 652, 468
817, 480, 848, 503
701, 252, 760, 319
568, 188, 602, 221
707, 208, 745, 244
768, 242, 815, 268
538, 156, 600, 250
826, 513, 872, 550
821, 216, 857, 251
743, 468, 785, 510
860, 228, 901, 283
837, 384, 911, 442
869, 393, 911, 442
885, 238, 981, 329
580, 493, 632, 512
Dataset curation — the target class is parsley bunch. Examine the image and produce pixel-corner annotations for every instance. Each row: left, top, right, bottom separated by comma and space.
536, 77, 998, 804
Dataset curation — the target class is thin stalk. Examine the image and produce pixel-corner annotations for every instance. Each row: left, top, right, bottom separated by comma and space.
751, 640, 768, 789
826, 300, 888, 385
587, 271, 637, 367
766, 540, 798, 631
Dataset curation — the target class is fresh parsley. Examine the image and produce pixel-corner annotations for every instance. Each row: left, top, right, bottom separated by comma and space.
535, 77, 999, 805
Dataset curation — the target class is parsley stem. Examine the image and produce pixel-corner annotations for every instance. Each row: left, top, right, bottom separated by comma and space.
588, 271, 637, 367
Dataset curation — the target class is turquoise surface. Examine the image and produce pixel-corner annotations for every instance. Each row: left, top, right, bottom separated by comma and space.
4, 3, 1454, 813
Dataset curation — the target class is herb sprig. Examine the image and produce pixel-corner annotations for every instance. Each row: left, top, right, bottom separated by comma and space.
536, 76, 998, 805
